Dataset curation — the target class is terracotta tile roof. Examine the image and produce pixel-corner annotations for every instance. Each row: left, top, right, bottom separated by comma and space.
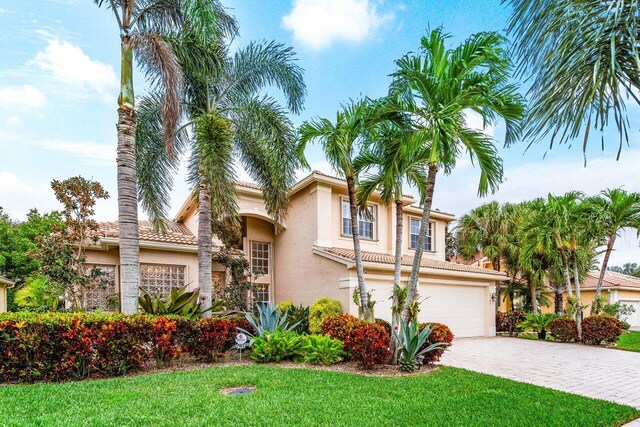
315, 247, 507, 278
99, 220, 197, 246
582, 270, 640, 290
236, 181, 262, 190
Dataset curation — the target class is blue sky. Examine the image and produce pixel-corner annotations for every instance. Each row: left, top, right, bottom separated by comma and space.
1, 0, 639, 265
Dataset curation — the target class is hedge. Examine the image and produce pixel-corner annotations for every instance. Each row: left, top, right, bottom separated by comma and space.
0, 312, 250, 383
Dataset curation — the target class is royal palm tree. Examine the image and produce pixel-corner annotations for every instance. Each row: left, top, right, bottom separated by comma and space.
93, 0, 236, 313
298, 101, 373, 319
137, 32, 305, 313
586, 189, 640, 313
354, 121, 429, 346
387, 28, 526, 319
507, 0, 640, 158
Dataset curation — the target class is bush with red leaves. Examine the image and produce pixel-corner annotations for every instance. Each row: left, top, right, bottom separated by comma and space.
549, 317, 579, 342
418, 322, 454, 364
581, 315, 623, 345
321, 314, 359, 342
343, 322, 391, 368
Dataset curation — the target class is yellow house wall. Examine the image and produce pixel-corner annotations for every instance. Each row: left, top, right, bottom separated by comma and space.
617, 290, 640, 300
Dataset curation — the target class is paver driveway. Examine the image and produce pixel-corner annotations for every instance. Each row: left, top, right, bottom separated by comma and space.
440, 337, 640, 409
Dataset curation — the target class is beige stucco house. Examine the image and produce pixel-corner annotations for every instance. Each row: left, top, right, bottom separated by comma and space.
0, 276, 14, 313
85, 171, 506, 337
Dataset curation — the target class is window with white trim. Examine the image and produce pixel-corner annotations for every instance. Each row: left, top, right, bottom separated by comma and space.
251, 242, 270, 275
254, 283, 270, 305
341, 200, 377, 240
140, 264, 185, 296
409, 218, 433, 251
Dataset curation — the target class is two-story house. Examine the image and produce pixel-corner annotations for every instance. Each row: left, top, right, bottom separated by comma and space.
84, 171, 506, 337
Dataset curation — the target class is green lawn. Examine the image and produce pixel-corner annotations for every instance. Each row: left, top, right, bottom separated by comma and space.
617, 330, 640, 352
0, 366, 637, 426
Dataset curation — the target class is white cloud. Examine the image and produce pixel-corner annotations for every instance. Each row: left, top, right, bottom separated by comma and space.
5, 115, 22, 125
0, 85, 46, 110
33, 39, 117, 98
38, 139, 115, 166
0, 172, 56, 219
282, 0, 393, 50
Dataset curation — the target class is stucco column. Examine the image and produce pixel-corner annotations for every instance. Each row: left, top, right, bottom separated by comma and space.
486, 285, 497, 336
311, 184, 333, 248
338, 276, 358, 316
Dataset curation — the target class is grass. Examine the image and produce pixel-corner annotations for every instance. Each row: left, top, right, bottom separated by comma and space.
616, 330, 640, 352
0, 366, 637, 426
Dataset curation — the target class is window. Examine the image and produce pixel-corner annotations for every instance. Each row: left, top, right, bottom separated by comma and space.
251, 242, 270, 275
254, 283, 270, 305
140, 264, 185, 296
83, 265, 117, 311
409, 218, 433, 251
341, 200, 377, 240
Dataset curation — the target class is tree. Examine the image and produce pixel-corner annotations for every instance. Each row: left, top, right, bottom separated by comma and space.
609, 263, 640, 277
586, 189, 640, 313
298, 101, 373, 320
387, 28, 525, 320
92, 0, 235, 313
36, 177, 110, 310
507, 0, 640, 158
137, 27, 305, 314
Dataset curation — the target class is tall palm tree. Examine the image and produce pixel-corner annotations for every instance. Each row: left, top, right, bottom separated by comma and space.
456, 201, 510, 271
137, 33, 305, 313
507, 0, 640, 158
93, 0, 236, 313
586, 189, 640, 313
354, 121, 429, 337
387, 28, 526, 319
298, 101, 373, 319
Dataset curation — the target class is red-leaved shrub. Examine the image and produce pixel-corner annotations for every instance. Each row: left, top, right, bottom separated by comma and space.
92, 316, 151, 376
188, 319, 237, 362
150, 317, 182, 367
496, 310, 525, 336
418, 322, 454, 364
581, 315, 623, 345
343, 322, 391, 368
321, 314, 359, 342
549, 318, 579, 342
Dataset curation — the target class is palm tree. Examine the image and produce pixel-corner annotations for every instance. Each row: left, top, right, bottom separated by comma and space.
456, 201, 510, 271
586, 189, 640, 313
93, 0, 236, 313
298, 101, 373, 319
354, 121, 429, 351
507, 0, 640, 158
137, 33, 306, 313
387, 28, 526, 320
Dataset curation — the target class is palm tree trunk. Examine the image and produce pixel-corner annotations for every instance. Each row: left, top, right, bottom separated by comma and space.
346, 175, 370, 320
529, 279, 539, 314
403, 163, 437, 321
593, 233, 616, 314
561, 250, 573, 298
572, 251, 583, 339
117, 36, 140, 314
391, 199, 404, 364
554, 289, 563, 315
198, 182, 213, 316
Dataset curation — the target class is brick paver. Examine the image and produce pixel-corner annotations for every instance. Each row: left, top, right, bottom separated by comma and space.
440, 337, 640, 409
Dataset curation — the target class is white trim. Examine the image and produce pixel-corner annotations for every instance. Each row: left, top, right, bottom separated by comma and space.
98, 237, 199, 253
340, 196, 379, 241
339, 277, 357, 289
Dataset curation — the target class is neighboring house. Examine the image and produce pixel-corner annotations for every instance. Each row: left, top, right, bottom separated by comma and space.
0, 276, 14, 313
85, 171, 506, 337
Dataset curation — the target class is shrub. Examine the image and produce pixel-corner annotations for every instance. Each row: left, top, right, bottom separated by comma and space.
243, 303, 300, 338
418, 322, 454, 364
321, 313, 359, 342
138, 286, 224, 319
548, 318, 579, 342
250, 330, 305, 363
517, 313, 557, 339
309, 297, 342, 334
300, 335, 345, 365
343, 322, 391, 368
496, 310, 525, 336
582, 315, 623, 345
92, 316, 151, 376
374, 318, 391, 334
394, 321, 445, 372
150, 317, 182, 367
278, 303, 310, 334
188, 318, 237, 362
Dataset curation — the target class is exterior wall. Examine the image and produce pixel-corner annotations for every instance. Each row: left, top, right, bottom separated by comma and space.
244, 216, 276, 297
617, 290, 640, 300
403, 212, 445, 261
0, 287, 7, 313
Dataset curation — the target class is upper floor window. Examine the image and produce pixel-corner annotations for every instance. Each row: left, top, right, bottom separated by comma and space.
409, 218, 433, 251
251, 241, 270, 275
342, 199, 377, 240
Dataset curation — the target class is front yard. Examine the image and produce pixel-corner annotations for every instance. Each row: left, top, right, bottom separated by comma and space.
0, 365, 637, 426
617, 331, 640, 352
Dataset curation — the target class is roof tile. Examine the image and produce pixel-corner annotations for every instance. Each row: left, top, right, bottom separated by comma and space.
99, 220, 197, 246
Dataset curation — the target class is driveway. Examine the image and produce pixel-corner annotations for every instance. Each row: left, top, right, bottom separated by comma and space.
440, 337, 640, 409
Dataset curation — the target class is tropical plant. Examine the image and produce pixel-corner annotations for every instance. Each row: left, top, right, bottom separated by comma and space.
386, 28, 525, 320
301, 335, 345, 365
277, 302, 310, 334
92, 0, 236, 312
517, 313, 557, 340
308, 297, 342, 334
13, 276, 63, 310
352, 288, 375, 321
298, 101, 373, 318
138, 285, 224, 320
602, 302, 636, 322
586, 189, 640, 313
393, 320, 444, 372
582, 315, 624, 345
242, 302, 300, 338
548, 317, 579, 343
250, 329, 305, 363
137, 21, 305, 314
507, 0, 640, 158
609, 263, 640, 277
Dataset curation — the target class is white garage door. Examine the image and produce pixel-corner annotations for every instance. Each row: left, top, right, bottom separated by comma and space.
368, 280, 487, 338
619, 300, 639, 327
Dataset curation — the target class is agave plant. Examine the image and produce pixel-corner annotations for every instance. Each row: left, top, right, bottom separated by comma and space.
517, 313, 557, 340
138, 285, 224, 320
242, 302, 300, 338
393, 320, 445, 372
